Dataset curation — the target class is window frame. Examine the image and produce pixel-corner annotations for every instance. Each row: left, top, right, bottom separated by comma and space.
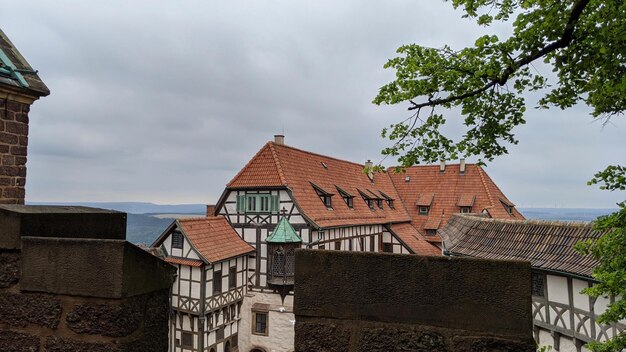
171, 231, 184, 249
419, 206, 430, 215
460, 206, 472, 213
531, 272, 546, 297
335, 186, 355, 209
382, 242, 393, 253
229, 266, 237, 290
213, 270, 222, 295
181, 332, 193, 348
252, 310, 269, 336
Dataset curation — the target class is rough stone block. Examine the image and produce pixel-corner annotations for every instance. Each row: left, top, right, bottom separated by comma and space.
294, 319, 351, 352
0, 292, 62, 328
21, 237, 175, 298
66, 301, 142, 337
0, 251, 20, 287
0, 205, 127, 250
0, 330, 40, 352
452, 335, 536, 352
357, 326, 446, 352
44, 337, 119, 352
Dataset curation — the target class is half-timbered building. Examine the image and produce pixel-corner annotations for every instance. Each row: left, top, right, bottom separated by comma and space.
212, 135, 441, 352
440, 214, 624, 352
153, 217, 255, 352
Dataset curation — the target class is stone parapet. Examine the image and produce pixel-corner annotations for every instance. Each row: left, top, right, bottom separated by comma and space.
294, 249, 536, 352
0, 205, 175, 352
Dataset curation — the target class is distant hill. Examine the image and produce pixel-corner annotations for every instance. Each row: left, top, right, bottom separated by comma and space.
27, 201, 207, 215
26, 201, 206, 245
518, 208, 617, 222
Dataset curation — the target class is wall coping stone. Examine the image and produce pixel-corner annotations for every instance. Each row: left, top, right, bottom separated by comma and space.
21, 237, 175, 298
0, 205, 126, 249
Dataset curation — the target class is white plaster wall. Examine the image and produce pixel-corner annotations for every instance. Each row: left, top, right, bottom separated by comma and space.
239, 292, 295, 352
539, 328, 592, 352
548, 275, 569, 304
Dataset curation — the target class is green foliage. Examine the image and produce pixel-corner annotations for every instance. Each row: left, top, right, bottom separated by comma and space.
374, 1, 626, 351
374, 0, 625, 166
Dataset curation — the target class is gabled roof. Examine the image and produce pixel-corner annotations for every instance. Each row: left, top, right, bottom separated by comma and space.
387, 223, 440, 256
156, 217, 254, 264
226, 142, 412, 228
388, 164, 523, 239
0, 28, 49, 96
440, 214, 602, 278
266, 217, 302, 243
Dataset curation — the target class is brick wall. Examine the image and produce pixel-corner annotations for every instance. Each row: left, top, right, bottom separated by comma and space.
0, 205, 176, 352
294, 250, 537, 352
0, 98, 30, 204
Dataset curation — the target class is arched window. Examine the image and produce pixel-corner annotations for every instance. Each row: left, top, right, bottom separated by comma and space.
225, 340, 231, 352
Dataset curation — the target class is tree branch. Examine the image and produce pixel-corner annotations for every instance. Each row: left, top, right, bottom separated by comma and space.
408, 0, 590, 111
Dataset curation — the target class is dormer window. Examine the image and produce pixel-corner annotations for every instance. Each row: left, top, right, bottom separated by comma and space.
416, 194, 434, 216
335, 186, 354, 209
358, 190, 375, 210
425, 229, 437, 236
379, 191, 395, 209
457, 195, 475, 214
367, 190, 384, 209
499, 198, 515, 215
460, 206, 471, 213
311, 182, 333, 209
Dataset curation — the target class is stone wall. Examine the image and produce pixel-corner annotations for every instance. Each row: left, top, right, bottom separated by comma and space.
0, 99, 29, 204
294, 250, 537, 352
0, 205, 176, 352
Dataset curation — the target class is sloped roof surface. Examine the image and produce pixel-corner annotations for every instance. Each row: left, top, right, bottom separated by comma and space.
388, 223, 440, 255
178, 217, 254, 263
228, 142, 412, 228
0, 28, 49, 96
266, 217, 302, 243
388, 164, 524, 239
440, 214, 602, 278
165, 257, 203, 267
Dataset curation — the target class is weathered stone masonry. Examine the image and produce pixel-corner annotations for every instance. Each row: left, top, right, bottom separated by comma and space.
0, 205, 177, 352
0, 99, 30, 204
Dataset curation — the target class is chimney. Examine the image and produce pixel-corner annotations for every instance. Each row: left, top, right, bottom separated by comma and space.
439, 160, 446, 172
206, 204, 216, 217
365, 160, 374, 181
274, 134, 285, 145
460, 158, 466, 174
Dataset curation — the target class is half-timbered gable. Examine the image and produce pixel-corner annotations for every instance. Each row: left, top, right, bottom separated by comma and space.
153, 217, 254, 352
440, 214, 621, 352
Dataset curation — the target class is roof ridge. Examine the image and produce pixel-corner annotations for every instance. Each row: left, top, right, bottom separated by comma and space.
451, 213, 595, 228
271, 142, 367, 168
227, 142, 287, 187
268, 142, 288, 185
476, 165, 494, 208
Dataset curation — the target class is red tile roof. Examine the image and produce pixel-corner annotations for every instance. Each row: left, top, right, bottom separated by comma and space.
227, 142, 412, 228
178, 217, 255, 263
165, 257, 203, 267
388, 164, 524, 239
440, 214, 602, 278
388, 223, 440, 256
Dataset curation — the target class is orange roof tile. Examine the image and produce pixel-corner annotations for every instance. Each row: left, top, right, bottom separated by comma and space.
423, 217, 442, 230
228, 142, 412, 228
388, 223, 440, 256
165, 257, 203, 267
178, 217, 255, 263
388, 164, 523, 237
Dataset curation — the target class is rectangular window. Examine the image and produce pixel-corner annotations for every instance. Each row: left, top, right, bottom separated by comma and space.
425, 229, 437, 236
334, 241, 341, 250
532, 272, 545, 297
319, 243, 325, 250
460, 206, 471, 213
213, 270, 222, 295
370, 236, 375, 252
243, 194, 275, 213
382, 243, 393, 253
376, 199, 383, 209
216, 326, 224, 341
252, 311, 268, 335
229, 266, 237, 289
419, 206, 430, 215
181, 332, 193, 347
172, 231, 183, 249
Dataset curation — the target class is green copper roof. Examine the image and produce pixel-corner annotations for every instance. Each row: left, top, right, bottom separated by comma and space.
266, 217, 302, 243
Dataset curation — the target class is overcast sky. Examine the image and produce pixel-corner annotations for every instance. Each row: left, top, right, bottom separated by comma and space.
2, 1, 624, 208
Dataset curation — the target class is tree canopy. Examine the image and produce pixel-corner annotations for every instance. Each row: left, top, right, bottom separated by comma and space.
373, 1, 625, 351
